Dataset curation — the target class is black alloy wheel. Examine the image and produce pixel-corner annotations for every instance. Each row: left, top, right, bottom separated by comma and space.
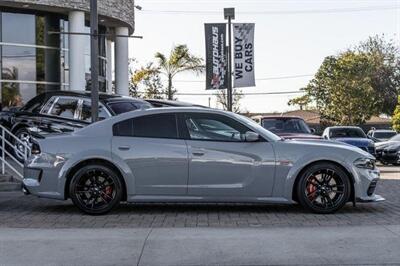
69, 164, 123, 215
297, 162, 351, 214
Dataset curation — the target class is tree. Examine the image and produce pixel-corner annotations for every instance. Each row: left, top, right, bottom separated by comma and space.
290, 35, 400, 125
393, 96, 400, 132
288, 94, 312, 110
216, 89, 244, 113
298, 52, 378, 125
131, 63, 164, 99
357, 35, 400, 116
154, 44, 204, 100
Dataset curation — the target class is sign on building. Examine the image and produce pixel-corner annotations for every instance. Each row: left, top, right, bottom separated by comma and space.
233, 23, 255, 88
205, 23, 227, 90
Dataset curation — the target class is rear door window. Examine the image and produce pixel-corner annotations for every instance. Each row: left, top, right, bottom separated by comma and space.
113, 113, 178, 139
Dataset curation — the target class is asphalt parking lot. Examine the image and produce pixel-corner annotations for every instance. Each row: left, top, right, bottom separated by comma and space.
0, 165, 399, 229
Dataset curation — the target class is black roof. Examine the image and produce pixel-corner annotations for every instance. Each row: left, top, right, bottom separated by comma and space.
146, 99, 206, 108
38, 90, 147, 104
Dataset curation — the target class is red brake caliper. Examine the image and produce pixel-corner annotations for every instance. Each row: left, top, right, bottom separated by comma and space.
105, 186, 113, 197
307, 177, 317, 200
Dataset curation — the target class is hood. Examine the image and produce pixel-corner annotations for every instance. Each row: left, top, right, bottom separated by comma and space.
279, 133, 322, 140
333, 137, 373, 147
283, 139, 373, 158
376, 140, 400, 149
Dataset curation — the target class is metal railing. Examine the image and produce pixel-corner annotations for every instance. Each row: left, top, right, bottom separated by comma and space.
0, 125, 31, 180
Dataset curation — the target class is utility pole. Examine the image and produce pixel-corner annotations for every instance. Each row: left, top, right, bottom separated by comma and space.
90, 0, 99, 122
224, 8, 235, 112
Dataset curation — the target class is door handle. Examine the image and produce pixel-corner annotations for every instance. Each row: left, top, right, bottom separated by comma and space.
118, 146, 130, 151
192, 150, 205, 156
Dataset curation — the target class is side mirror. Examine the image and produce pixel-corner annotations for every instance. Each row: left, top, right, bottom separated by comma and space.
245, 131, 259, 142
310, 128, 316, 134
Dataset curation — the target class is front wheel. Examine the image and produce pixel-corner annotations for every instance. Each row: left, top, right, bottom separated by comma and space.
12, 128, 32, 163
69, 164, 123, 215
296, 163, 351, 214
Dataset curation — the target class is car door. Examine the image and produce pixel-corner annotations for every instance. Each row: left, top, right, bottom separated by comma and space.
112, 113, 188, 195
180, 112, 276, 197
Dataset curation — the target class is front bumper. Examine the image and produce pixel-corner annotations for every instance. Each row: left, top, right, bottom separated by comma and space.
353, 167, 385, 203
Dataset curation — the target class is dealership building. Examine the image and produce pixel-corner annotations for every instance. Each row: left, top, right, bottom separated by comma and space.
0, 0, 134, 109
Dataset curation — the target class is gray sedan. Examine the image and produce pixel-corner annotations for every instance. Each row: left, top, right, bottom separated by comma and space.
23, 108, 384, 214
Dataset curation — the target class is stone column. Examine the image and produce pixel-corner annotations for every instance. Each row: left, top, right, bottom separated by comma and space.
114, 27, 129, 96
68, 11, 86, 91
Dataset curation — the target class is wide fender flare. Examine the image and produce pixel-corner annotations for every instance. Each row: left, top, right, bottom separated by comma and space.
58, 149, 135, 197
283, 152, 354, 201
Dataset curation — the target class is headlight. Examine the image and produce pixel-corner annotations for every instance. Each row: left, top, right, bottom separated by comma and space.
354, 158, 376, 170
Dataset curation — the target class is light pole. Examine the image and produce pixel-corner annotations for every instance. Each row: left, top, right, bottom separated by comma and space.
90, 0, 99, 123
224, 8, 235, 112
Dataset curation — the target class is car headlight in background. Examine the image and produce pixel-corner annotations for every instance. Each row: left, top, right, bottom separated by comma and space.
354, 158, 376, 170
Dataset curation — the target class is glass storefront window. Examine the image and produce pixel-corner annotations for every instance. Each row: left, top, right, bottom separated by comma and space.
1, 13, 35, 45
2, 46, 37, 81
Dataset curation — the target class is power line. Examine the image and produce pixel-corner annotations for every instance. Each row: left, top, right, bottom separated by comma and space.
141, 5, 400, 15
174, 74, 314, 83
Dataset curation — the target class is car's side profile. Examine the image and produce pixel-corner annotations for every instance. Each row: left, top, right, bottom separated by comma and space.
23, 108, 383, 215
0, 91, 151, 161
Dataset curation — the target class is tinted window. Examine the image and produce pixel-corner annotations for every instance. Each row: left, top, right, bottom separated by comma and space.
81, 100, 111, 122
330, 128, 366, 138
184, 113, 249, 142
261, 118, 311, 134
108, 102, 138, 115
49, 97, 78, 119
113, 114, 178, 139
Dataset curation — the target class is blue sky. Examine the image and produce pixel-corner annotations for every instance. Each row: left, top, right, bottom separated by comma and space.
129, 0, 400, 113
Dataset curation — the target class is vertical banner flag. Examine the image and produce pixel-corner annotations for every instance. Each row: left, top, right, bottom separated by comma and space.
205, 23, 227, 90
233, 23, 255, 88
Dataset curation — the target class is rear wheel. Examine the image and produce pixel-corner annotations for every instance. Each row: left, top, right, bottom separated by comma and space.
296, 163, 351, 214
69, 164, 123, 215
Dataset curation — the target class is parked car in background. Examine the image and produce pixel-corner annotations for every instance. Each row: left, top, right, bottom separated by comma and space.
375, 134, 400, 165
322, 126, 376, 155
146, 99, 206, 108
375, 142, 400, 165
23, 108, 383, 215
367, 129, 397, 142
0, 91, 151, 161
258, 116, 321, 140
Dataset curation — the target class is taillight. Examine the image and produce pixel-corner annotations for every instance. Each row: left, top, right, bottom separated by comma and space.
31, 142, 41, 155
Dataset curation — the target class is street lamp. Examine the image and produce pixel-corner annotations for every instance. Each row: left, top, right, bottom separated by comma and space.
224, 8, 235, 112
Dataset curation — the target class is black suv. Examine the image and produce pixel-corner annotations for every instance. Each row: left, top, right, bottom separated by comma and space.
0, 91, 151, 161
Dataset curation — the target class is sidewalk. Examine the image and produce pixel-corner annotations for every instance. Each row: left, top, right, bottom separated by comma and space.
1, 225, 400, 265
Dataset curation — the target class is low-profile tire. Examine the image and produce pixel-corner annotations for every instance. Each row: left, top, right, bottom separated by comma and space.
12, 128, 31, 163
296, 162, 351, 214
69, 164, 123, 215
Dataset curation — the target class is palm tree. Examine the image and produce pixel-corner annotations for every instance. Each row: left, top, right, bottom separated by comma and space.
154, 45, 204, 100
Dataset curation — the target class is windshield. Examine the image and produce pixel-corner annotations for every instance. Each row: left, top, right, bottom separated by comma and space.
330, 128, 366, 138
261, 118, 311, 134
389, 134, 400, 141
232, 113, 282, 141
373, 131, 396, 139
